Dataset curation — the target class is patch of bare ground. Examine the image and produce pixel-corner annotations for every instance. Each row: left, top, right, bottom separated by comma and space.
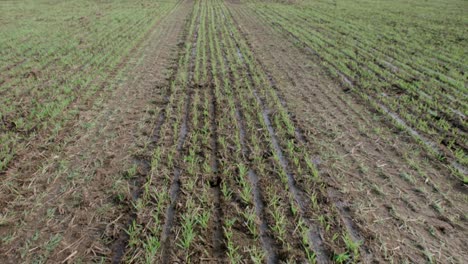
228, 3, 468, 263
0, 1, 192, 262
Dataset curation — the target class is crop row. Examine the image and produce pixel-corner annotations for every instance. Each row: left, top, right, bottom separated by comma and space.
0, 0, 180, 172
246, 0, 467, 176
121, 0, 367, 263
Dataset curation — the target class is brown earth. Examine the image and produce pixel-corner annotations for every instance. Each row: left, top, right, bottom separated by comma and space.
0, 0, 193, 262
1, 0, 467, 263
228, 3, 467, 263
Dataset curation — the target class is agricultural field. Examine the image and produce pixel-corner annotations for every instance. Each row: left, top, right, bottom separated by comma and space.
0, 0, 466, 263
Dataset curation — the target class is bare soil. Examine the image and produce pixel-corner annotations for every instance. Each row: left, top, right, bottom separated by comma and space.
1, 0, 466, 263
228, 3, 468, 262
0, 1, 192, 262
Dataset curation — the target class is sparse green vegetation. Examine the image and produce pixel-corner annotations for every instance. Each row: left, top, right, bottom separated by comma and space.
1, 0, 466, 263
247, 0, 467, 179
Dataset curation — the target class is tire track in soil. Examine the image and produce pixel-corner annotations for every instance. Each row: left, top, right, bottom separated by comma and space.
159, 5, 201, 262
226, 10, 384, 261
254, 6, 467, 178
212, 4, 280, 259
109, 1, 193, 262
1, 0, 191, 262
261, 72, 373, 260
246, 15, 459, 217
200, 3, 225, 257
228, 6, 373, 240
266, 27, 462, 215
256, 0, 448, 229
110, 70, 183, 263
110, 85, 173, 263
0, 0, 182, 200
200, 1, 226, 256
254, 89, 329, 263
222, 9, 333, 263
233, 98, 278, 263
218, 5, 332, 262
228, 4, 468, 262
208, 83, 224, 258
261, 6, 466, 129
284, 5, 465, 99
233, 0, 462, 216
208, 2, 277, 260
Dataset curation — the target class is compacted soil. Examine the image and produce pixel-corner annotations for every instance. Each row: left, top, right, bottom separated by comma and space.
0, 0, 466, 263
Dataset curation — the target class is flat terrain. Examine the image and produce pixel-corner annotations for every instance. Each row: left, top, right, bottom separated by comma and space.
0, 0, 467, 263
